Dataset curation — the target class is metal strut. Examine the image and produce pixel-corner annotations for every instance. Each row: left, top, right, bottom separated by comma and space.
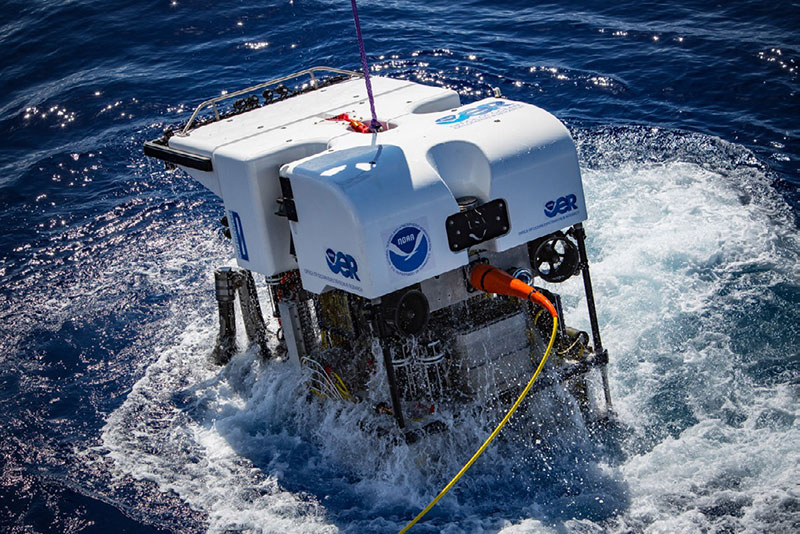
212, 267, 271, 365
571, 223, 613, 413
372, 304, 406, 429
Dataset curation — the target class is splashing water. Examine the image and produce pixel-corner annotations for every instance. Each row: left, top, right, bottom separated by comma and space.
99, 126, 800, 534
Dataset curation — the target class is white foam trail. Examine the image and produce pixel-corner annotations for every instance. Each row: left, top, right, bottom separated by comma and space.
502, 132, 800, 533
103, 319, 339, 533
103, 130, 800, 533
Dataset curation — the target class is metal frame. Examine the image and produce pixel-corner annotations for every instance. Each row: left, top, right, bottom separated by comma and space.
571, 223, 613, 412
177, 66, 361, 135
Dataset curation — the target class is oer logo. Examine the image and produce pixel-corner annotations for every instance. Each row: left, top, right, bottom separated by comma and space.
544, 194, 578, 218
435, 101, 509, 125
326, 248, 360, 281
386, 224, 430, 275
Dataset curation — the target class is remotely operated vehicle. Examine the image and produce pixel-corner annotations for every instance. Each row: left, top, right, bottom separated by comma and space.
144, 67, 612, 436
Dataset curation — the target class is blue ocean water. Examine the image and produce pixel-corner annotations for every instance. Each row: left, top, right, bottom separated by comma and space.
1, 1, 798, 532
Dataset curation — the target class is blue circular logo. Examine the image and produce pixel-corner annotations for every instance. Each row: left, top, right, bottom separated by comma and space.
386, 224, 430, 275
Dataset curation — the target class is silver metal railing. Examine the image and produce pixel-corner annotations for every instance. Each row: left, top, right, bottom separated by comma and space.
178, 66, 361, 135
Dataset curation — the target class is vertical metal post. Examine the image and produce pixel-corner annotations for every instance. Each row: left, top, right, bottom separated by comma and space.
277, 300, 307, 368
265, 275, 283, 318
213, 267, 238, 365
572, 223, 613, 412
373, 305, 406, 429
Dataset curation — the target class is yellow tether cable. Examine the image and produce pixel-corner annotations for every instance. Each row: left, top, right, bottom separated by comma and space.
398, 315, 558, 533
333, 371, 352, 400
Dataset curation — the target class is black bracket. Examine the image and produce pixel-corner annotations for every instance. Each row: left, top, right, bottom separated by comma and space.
445, 198, 510, 252
143, 140, 213, 172
275, 176, 298, 222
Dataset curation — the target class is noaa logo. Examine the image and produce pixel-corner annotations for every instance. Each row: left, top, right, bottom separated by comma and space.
326, 248, 360, 281
435, 101, 509, 125
386, 224, 430, 275
544, 194, 578, 218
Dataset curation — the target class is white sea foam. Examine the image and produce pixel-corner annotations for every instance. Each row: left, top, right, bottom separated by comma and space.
103, 129, 800, 533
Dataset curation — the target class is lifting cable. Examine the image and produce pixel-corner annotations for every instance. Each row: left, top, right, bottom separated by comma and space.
398, 308, 559, 533
349, 0, 381, 132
